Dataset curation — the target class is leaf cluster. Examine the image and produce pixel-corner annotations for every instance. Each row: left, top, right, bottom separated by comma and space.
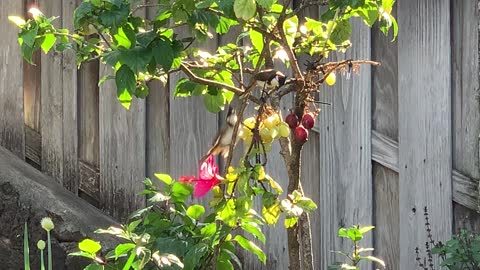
328, 225, 385, 270
70, 170, 317, 269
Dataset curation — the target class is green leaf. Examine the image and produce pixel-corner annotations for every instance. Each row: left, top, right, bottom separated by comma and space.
114, 25, 136, 49
41, 34, 56, 54
256, 0, 275, 9
120, 47, 152, 73
84, 264, 104, 270
359, 255, 385, 267
217, 258, 234, 270
170, 182, 193, 203
68, 251, 96, 259
216, 17, 238, 34
74, 1, 94, 29
122, 252, 136, 270
174, 78, 206, 97
285, 216, 298, 228
154, 173, 173, 185
234, 235, 266, 264
152, 39, 175, 71
218, 0, 236, 18
127, 219, 142, 232
186, 205, 205, 220
358, 225, 375, 234
99, 3, 129, 27
234, 0, 256, 20
115, 243, 135, 259
78, 239, 102, 254
249, 30, 263, 54
20, 25, 38, 47
219, 199, 237, 227
204, 93, 226, 113
8, 16, 26, 27
184, 243, 209, 270
262, 202, 280, 225
201, 223, 217, 237
330, 20, 351, 44
241, 222, 266, 244
283, 16, 298, 47
115, 65, 136, 109
296, 197, 318, 212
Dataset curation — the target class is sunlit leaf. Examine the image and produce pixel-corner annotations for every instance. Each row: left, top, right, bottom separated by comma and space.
234, 0, 256, 20
234, 235, 266, 264
78, 239, 102, 254
186, 205, 205, 220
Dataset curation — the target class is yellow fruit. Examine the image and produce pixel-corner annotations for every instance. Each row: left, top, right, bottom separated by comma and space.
264, 114, 281, 129
325, 72, 336, 86
271, 126, 280, 139
260, 127, 274, 143
243, 117, 256, 129
278, 123, 290, 137
239, 126, 253, 140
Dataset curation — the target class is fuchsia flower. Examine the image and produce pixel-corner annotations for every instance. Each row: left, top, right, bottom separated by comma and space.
179, 155, 221, 198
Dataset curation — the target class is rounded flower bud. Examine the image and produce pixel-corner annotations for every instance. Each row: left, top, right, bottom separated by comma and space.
37, 240, 46, 250
40, 217, 54, 232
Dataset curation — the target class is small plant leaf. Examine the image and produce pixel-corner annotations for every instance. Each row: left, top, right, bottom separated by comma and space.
234, 235, 266, 264
78, 239, 102, 254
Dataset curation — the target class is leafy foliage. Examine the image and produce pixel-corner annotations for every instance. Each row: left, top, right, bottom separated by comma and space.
328, 225, 385, 270
70, 174, 316, 269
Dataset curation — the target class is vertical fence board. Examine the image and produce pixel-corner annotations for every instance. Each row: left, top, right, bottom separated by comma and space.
318, 19, 372, 269
39, 0, 64, 183
0, 1, 25, 158
371, 5, 399, 270
451, 0, 480, 232
78, 60, 100, 167
99, 66, 146, 220
62, 0, 79, 193
398, 1, 452, 269
146, 7, 170, 178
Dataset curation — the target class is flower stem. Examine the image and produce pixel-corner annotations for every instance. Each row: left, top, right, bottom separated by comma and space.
40, 249, 45, 270
47, 231, 52, 270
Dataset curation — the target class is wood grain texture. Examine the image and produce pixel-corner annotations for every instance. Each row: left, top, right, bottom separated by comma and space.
39, 0, 64, 183
145, 6, 170, 178
451, 0, 480, 232
317, 18, 372, 269
78, 60, 100, 167
371, 5, 399, 269
0, 0, 25, 158
62, 0, 79, 193
99, 66, 146, 220
398, 1, 452, 269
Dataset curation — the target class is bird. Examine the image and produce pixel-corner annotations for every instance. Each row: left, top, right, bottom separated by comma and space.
199, 106, 238, 164
253, 69, 287, 91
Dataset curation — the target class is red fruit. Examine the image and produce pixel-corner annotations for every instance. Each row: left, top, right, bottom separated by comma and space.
302, 113, 315, 129
294, 125, 308, 143
285, 113, 299, 129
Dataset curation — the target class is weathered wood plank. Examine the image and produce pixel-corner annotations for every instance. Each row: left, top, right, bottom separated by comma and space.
371, 130, 398, 172
25, 126, 41, 166
318, 18, 372, 269
145, 7, 170, 179
39, 0, 64, 183
62, 0, 79, 193
373, 129, 480, 213
99, 66, 146, 220
398, 1, 452, 269
79, 160, 100, 200
371, 6, 399, 269
0, 0, 25, 158
451, 0, 480, 232
78, 60, 100, 167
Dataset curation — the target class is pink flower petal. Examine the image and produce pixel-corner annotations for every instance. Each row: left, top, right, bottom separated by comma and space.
193, 179, 221, 198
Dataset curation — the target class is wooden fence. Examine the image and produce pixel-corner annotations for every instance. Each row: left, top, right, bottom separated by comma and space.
1, 0, 479, 269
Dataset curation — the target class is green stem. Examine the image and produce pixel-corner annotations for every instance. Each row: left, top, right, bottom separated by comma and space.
23, 223, 30, 270
40, 250, 45, 270
47, 231, 52, 270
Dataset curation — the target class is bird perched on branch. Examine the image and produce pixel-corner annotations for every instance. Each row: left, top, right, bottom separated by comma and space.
254, 69, 287, 91
199, 106, 238, 164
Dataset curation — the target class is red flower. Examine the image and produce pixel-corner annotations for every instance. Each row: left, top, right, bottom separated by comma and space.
179, 155, 221, 198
